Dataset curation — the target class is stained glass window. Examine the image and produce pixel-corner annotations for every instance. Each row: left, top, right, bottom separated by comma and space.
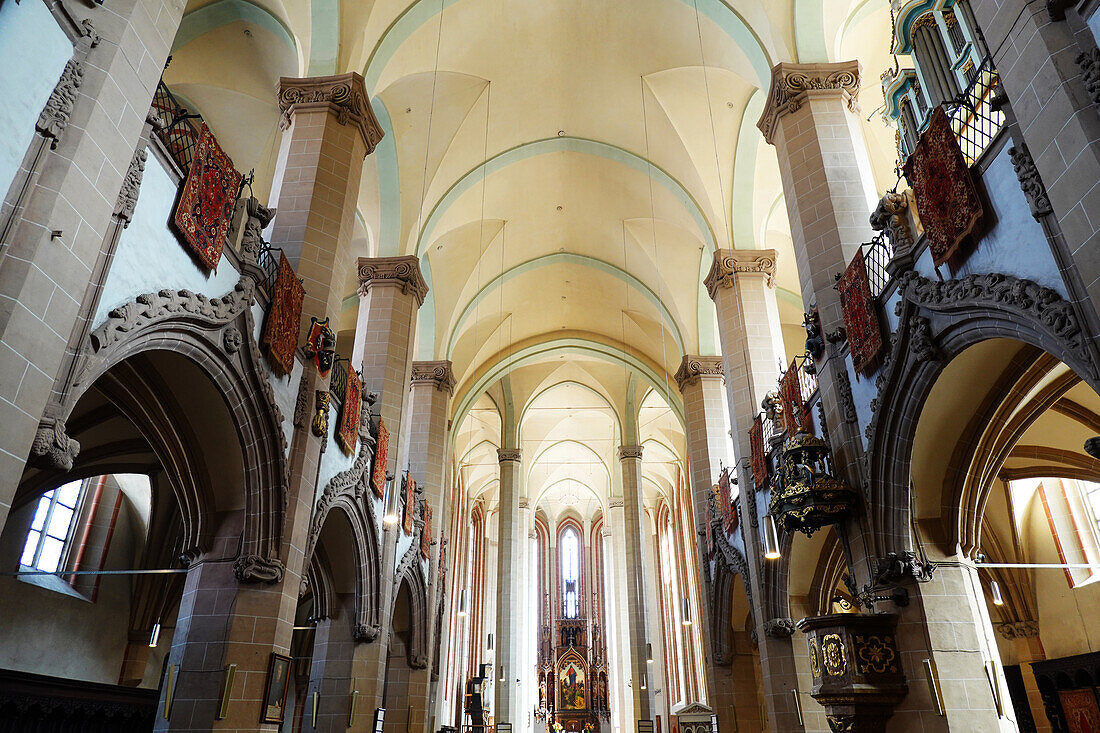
561, 528, 579, 618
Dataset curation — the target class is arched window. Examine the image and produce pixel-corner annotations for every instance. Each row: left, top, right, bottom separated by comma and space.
561, 527, 580, 618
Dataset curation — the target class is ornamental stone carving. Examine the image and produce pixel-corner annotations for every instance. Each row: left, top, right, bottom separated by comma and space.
278, 72, 384, 155
222, 326, 243, 354
293, 374, 312, 429
705, 248, 778, 298
411, 360, 456, 395
835, 368, 858, 424
354, 623, 381, 642
29, 418, 80, 472
763, 617, 796, 638
357, 255, 429, 306
37, 59, 84, 148
870, 192, 914, 270
113, 148, 147, 227
757, 61, 862, 144
233, 554, 285, 584
239, 197, 276, 267
497, 448, 522, 463
1086, 436, 1100, 460
674, 355, 724, 392
995, 620, 1040, 640
618, 445, 644, 461
1077, 48, 1100, 106
1008, 143, 1053, 220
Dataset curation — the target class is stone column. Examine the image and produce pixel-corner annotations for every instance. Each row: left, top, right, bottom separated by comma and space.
271, 73, 382, 329
968, 0, 1100, 336
407, 360, 455, 733
755, 63, 873, 483
703, 249, 803, 731
353, 256, 429, 711
0, 0, 186, 533
617, 445, 653, 726
304, 593, 359, 733
495, 447, 523, 723
673, 356, 739, 731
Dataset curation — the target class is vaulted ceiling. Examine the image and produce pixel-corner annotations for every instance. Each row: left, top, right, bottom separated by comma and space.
170, 0, 901, 507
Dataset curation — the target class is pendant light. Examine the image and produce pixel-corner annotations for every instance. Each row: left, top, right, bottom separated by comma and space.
681, 598, 692, 626
383, 478, 400, 527
458, 589, 468, 617
148, 619, 162, 648
763, 515, 782, 560
990, 581, 1004, 606
646, 643, 653, 664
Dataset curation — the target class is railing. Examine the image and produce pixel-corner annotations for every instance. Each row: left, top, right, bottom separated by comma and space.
257, 244, 282, 292
149, 80, 202, 173
861, 233, 895, 300
945, 54, 1005, 166
330, 355, 350, 404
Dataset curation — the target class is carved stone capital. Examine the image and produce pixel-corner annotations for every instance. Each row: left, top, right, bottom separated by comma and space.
357, 256, 429, 306
411, 360, 456, 395
354, 622, 381, 643
674, 355, 725, 392
233, 554, 285, 584
705, 249, 778, 299
757, 61, 862, 145
618, 445, 644, 461
278, 72, 384, 155
29, 418, 80, 472
870, 192, 914, 264
497, 448, 522, 463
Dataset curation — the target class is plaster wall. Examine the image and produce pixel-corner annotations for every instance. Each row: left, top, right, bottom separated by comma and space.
0, 492, 145, 685
94, 154, 241, 328
0, 0, 70, 201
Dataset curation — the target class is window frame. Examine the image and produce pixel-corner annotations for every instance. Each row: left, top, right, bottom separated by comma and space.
20, 479, 87, 573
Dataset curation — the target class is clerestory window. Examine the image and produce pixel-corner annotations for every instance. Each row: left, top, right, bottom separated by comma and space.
20, 480, 85, 573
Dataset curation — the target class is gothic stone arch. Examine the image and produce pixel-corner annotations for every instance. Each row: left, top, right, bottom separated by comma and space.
864, 270, 1100, 557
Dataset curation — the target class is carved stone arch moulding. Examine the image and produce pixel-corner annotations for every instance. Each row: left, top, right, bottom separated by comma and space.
394, 557, 430, 669
305, 415, 382, 642
711, 529, 756, 643
864, 270, 1099, 556
57, 269, 291, 583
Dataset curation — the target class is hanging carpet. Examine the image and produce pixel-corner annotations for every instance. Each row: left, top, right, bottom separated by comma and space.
751, 415, 768, 488
261, 252, 305, 376
337, 361, 362, 455
172, 123, 242, 272
780, 361, 811, 435
421, 504, 432, 559
403, 476, 416, 535
903, 106, 983, 267
371, 418, 388, 498
837, 247, 883, 375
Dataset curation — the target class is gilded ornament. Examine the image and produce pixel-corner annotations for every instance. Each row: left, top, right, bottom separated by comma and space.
822, 633, 847, 676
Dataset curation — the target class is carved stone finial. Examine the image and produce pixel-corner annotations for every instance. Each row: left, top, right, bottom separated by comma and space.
411, 360, 456, 395
113, 148, 147, 227
1008, 144, 1053, 220
704, 249, 778, 299
757, 60, 862, 145
278, 72, 384, 155
674, 355, 724, 392
618, 445, 644, 461
497, 448, 522, 463
357, 256, 429, 306
29, 418, 80, 472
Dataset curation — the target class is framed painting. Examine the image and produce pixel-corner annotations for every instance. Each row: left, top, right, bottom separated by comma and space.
260, 652, 292, 723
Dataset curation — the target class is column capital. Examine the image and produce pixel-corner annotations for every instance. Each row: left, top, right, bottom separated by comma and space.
278, 72, 384, 155
704, 248, 778, 298
618, 445, 644, 461
411, 360, 456, 395
756, 60, 861, 145
497, 448, 522, 463
674, 355, 725, 393
357, 255, 429, 306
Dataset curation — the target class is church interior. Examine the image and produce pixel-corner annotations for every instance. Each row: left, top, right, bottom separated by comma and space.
2, 0, 1100, 731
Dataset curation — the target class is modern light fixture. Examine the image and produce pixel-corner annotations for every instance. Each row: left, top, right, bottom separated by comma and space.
763, 514, 782, 560
499, 665, 507, 682
990, 580, 1005, 606
640, 671, 647, 691
383, 479, 400, 526
681, 598, 692, 626
487, 633, 494, 651
458, 589, 468, 617
646, 643, 653, 664
148, 619, 162, 648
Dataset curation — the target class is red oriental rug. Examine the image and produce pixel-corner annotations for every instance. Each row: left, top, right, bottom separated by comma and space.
403, 477, 416, 535
262, 252, 305, 375
780, 361, 810, 435
173, 123, 242, 272
421, 503, 432, 559
718, 468, 735, 534
337, 363, 362, 455
704, 506, 713, 556
371, 419, 388, 498
1059, 689, 1100, 733
903, 106, 983, 267
838, 247, 883, 375
751, 415, 768, 488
